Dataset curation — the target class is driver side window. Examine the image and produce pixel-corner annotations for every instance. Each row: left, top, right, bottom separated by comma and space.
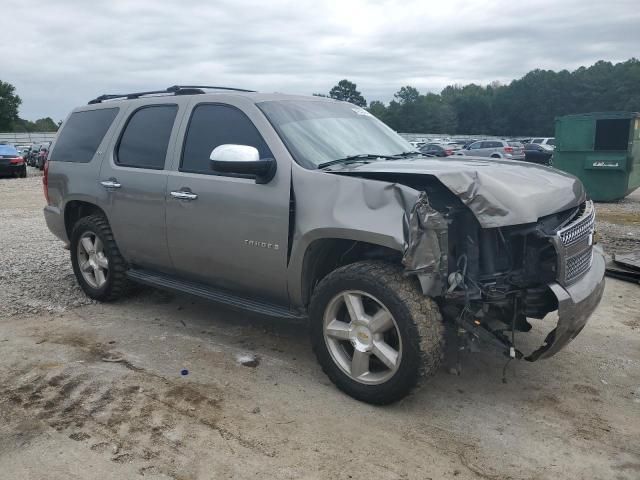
181, 104, 272, 175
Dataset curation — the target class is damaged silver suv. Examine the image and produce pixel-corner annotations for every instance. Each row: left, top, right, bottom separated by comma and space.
43, 86, 605, 404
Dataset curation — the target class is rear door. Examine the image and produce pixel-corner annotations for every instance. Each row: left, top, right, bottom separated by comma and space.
164, 99, 291, 304
98, 100, 183, 271
483, 141, 502, 156
467, 141, 486, 156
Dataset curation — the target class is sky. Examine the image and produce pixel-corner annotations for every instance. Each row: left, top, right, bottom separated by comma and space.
5, 0, 639, 121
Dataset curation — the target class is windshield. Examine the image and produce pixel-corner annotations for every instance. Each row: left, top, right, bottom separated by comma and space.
257, 100, 413, 168
0, 145, 19, 156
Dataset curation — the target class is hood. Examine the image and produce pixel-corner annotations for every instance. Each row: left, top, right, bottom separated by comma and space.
327, 156, 586, 228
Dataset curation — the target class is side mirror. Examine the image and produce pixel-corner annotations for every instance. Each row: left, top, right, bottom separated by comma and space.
209, 144, 276, 184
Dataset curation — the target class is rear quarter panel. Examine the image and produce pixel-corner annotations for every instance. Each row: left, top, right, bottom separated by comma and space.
45, 106, 129, 242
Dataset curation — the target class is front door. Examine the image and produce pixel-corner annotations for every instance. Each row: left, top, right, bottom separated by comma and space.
165, 102, 291, 304
98, 102, 180, 271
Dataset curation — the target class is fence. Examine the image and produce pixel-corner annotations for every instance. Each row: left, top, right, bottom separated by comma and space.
0, 132, 57, 146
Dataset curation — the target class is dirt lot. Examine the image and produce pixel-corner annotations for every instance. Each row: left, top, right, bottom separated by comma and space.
1, 171, 639, 480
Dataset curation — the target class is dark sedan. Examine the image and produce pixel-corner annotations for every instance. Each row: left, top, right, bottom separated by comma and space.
0, 144, 27, 178
524, 143, 553, 165
418, 143, 453, 157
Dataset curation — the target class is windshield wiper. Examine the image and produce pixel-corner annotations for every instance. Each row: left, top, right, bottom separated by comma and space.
318, 154, 399, 169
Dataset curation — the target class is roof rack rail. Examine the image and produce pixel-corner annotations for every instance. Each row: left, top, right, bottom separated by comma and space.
88, 85, 256, 105
167, 85, 256, 93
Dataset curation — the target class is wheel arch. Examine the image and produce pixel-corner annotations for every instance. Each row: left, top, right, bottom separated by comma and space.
291, 234, 403, 309
64, 200, 108, 239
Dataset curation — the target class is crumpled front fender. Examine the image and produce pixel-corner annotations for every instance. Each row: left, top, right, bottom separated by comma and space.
527, 246, 606, 361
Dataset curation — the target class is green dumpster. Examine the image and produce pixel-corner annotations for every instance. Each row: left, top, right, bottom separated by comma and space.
553, 112, 640, 201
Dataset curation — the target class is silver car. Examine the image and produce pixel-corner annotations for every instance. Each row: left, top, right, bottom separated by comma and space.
461, 139, 525, 160
42, 86, 604, 404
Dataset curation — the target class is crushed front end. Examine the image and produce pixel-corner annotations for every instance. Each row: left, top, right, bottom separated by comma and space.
435, 199, 605, 361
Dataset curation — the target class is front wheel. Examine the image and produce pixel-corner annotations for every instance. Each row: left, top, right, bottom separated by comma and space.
310, 261, 444, 405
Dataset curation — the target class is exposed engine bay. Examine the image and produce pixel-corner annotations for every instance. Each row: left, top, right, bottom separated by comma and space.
324, 168, 604, 365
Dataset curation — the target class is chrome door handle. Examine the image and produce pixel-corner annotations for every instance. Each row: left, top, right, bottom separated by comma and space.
100, 180, 121, 189
170, 190, 198, 200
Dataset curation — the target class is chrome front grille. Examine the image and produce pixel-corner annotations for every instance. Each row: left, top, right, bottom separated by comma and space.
565, 247, 594, 283
554, 201, 595, 285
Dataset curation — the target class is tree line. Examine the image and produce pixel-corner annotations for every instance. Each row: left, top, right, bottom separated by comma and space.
323, 58, 640, 136
2, 58, 639, 135
0, 80, 59, 132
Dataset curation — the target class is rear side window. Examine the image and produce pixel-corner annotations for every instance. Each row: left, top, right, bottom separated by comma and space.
181, 104, 272, 174
117, 105, 177, 169
50, 108, 118, 163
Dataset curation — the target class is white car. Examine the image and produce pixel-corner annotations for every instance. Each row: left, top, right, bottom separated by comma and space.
531, 137, 555, 148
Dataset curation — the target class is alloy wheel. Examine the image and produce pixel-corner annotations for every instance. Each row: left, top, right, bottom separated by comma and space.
323, 290, 402, 385
77, 232, 109, 288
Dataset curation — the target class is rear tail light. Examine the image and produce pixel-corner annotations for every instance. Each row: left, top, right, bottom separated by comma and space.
504, 146, 513, 154
445, 149, 453, 156
43, 160, 50, 204
10, 156, 24, 165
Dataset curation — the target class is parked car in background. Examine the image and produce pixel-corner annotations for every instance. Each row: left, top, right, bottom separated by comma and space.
419, 143, 454, 157
531, 137, 555, 148
447, 140, 471, 149
27, 144, 41, 166
458, 140, 525, 160
0, 144, 27, 178
36, 142, 51, 170
524, 143, 554, 165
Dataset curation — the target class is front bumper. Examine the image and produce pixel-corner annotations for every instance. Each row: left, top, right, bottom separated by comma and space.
526, 245, 605, 361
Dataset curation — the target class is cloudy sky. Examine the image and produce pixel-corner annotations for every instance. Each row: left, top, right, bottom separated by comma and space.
5, 0, 639, 121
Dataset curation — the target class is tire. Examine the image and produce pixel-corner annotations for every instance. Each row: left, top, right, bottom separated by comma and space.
19, 166, 26, 178
310, 261, 444, 405
70, 214, 128, 301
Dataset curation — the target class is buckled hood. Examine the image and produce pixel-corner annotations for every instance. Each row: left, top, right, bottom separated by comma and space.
326, 156, 586, 228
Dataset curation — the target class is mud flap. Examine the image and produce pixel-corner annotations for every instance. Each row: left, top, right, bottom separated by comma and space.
526, 247, 606, 361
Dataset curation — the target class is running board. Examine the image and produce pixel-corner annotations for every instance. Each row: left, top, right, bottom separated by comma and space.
126, 269, 305, 320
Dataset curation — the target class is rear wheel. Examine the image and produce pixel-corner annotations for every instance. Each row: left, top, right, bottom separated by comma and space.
70, 214, 128, 301
310, 261, 444, 404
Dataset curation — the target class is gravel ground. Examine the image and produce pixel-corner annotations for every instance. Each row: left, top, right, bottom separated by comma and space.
0, 170, 96, 317
0, 173, 639, 480
594, 188, 640, 257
